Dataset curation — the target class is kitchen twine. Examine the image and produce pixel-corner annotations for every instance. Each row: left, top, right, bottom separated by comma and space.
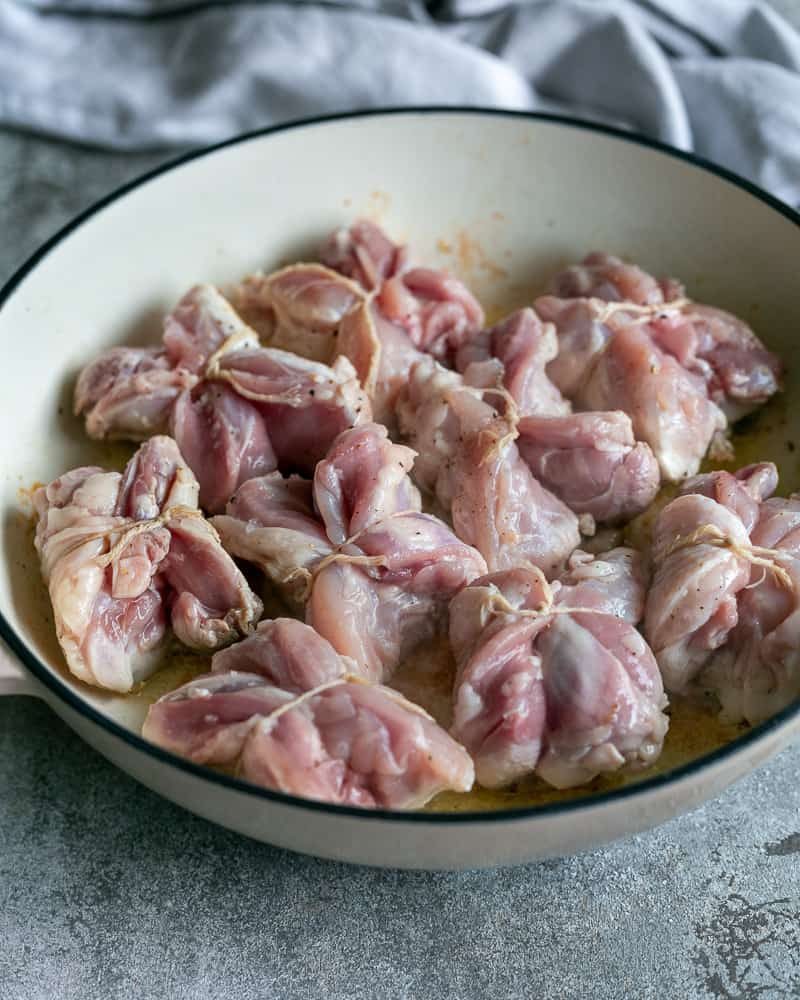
480, 523, 796, 629
592, 297, 691, 325
257, 671, 436, 729
475, 383, 521, 462
481, 563, 625, 624
49, 504, 211, 569
660, 522, 794, 589
282, 507, 422, 603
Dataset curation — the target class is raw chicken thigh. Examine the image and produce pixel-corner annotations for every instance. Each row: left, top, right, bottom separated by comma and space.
74, 346, 193, 440
339, 299, 426, 426
323, 219, 484, 363
724, 495, 800, 722
212, 422, 487, 681
394, 358, 465, 510
449, 548, 668, 789
235, 263, 366, 363
306, 510, 486, 682
450, 308, 660, 524
455, 308, 570, 417
541, 253, 780, 478
76, 284, 370, 511
645, 462, 800, 724
321, 218, 408, 290
235, 221, 483, 426
143, 618, 474, 809
539, 295, 727, 481
644, 462, 778, 694
448, 391, 582, 576
376, 266, 484, 363
516, 411, 660, 524
211, 617, 353, 690
549, 252, 782, 422
170, 381, 274, 515
325, 221, 483, 423
397, 357, 581, 574
582, 323, 729, 482
550, 251, 684, 305
34, 437, 262, 692
312, 415, 421, 542
215, 349, 368, 473
213, 474, 331, 609
238, 259, 422, 426
647, 305, 783, 423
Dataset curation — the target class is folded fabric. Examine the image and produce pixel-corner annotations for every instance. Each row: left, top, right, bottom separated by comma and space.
2, 0, 799, 205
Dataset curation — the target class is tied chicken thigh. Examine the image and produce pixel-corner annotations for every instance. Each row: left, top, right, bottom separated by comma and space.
644, 462, 778, 695
449, 548, 668, 789
235, 221, 484, 426
76, 284, 370, 512
74, 346, 195, 441
452, 309, 660, 523
645, 462, 800, 724
237, 259, 422, 426
540, 253, 781, 479
549, 252, 782, 422
34, 436, 262, 692
397, 357, 582, 573
551, 251, 685, 305
212, 422, 487, 681
539, 295, 727, 481
722, 495, 800, 723
455, 307, 571, 418
143, 618, 474, 809
516, 411, 660, 524
235, 263, 367, 364
321, 219, 407, 290
322, 219, 485, 363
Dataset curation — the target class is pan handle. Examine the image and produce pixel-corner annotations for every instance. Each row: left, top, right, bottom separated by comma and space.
0, 637, 38, 697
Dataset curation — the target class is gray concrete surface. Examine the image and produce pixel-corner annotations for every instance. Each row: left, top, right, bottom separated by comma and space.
1, 124, 799, 1000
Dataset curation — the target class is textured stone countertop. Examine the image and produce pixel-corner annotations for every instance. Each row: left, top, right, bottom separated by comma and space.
1, 131, 799, 1000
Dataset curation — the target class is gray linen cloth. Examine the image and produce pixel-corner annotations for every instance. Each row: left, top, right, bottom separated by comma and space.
1, 0, 799, 205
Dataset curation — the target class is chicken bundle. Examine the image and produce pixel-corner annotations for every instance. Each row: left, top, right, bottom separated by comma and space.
34, 436, 262, 692
539, 252, 782, 480
144, 618, 474, 809
645, 462, 800, 724
396, 358, 583, 574
449, 548, 668, 789
212, 421, 487, 682
234, 220, 485, 427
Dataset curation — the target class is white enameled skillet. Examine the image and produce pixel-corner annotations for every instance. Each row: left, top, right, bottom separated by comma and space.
1, 109, 798, 870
